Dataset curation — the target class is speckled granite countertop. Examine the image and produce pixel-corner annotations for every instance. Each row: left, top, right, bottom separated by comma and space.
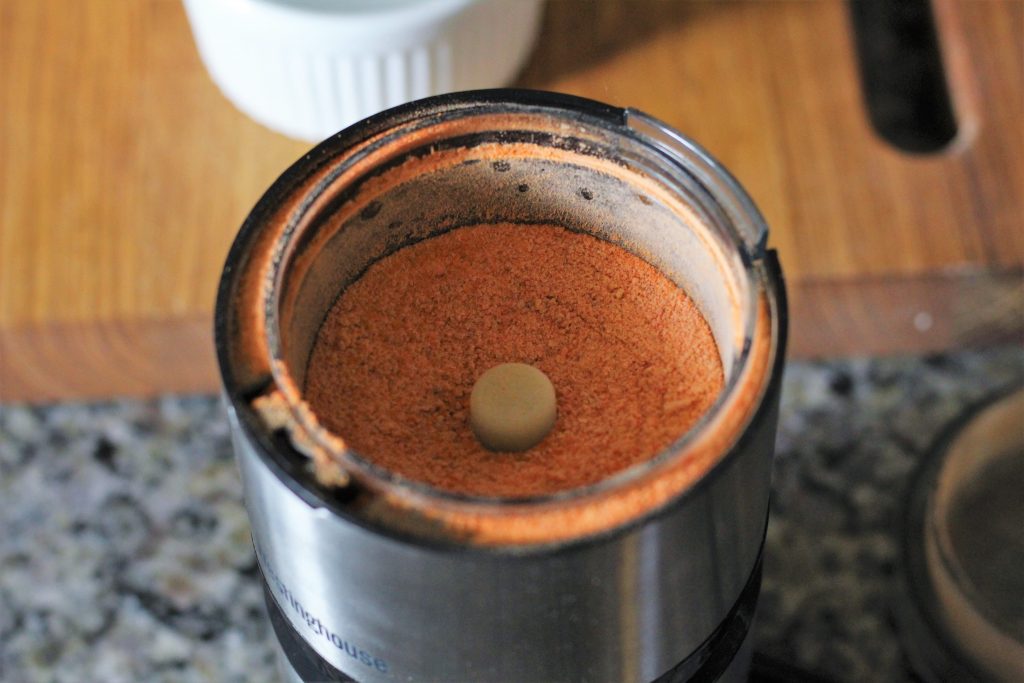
1, 348, 1022, 683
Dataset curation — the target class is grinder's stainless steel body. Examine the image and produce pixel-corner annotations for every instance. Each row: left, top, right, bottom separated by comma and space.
216, 91, 787, 682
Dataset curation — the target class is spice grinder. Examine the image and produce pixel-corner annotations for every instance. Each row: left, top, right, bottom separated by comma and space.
215, 90, 787, 682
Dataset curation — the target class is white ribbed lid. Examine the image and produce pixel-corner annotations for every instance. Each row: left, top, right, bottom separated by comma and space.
182, 0, 545, 141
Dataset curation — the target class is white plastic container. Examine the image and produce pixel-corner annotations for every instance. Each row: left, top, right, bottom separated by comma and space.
182, 0, 545, 141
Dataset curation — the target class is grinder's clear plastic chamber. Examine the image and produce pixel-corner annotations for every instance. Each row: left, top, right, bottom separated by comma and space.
224, 92, 781, 542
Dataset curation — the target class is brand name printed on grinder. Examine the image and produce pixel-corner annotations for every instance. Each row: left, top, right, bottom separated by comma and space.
259, 550, 389, 674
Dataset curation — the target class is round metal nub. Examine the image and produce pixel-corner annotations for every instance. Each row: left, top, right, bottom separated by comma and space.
469, 362, 557, 452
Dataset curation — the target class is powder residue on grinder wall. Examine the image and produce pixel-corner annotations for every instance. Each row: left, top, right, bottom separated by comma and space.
304, 222, 724, 498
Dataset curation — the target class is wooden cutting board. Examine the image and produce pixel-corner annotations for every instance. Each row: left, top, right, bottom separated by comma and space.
1, 0, 1021, 402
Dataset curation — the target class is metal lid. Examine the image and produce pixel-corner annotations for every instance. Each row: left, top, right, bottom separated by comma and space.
897, 386, 1024, 682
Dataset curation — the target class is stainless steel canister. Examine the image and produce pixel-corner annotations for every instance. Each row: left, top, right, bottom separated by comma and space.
215, 90, 787, 682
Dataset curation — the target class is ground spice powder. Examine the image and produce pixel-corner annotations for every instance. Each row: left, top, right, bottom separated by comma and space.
304, 223, 724, 498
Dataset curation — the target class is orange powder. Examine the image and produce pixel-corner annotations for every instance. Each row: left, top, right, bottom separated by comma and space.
304, 223, 723, 498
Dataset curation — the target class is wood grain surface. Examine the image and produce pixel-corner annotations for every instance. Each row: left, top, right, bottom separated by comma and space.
1, 0, 1021, 402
